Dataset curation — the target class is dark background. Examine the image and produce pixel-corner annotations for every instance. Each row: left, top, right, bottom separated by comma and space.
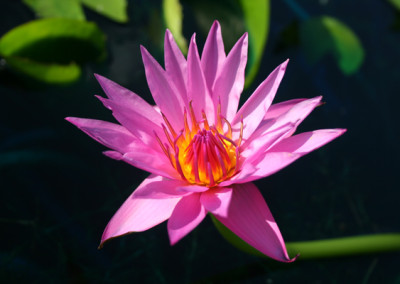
1, 0, 399, 283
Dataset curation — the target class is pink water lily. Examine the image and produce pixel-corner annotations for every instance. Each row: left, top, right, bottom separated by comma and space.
66, 21, 345, 262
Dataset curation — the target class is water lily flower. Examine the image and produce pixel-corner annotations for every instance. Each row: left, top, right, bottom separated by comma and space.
66, 21, 345, 262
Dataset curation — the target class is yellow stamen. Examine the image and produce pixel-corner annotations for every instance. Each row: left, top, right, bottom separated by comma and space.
155, 102, 241, 186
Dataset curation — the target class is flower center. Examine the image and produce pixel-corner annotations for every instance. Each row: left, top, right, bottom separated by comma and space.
155, 102, 243, 187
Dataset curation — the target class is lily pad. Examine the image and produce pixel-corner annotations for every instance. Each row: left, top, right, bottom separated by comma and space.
162, 0, 187, 54
300, 16, 364, 75
0, 18, 105, 63
0, 18, 105, 84
5, 56, 81, 84
23, 0, 85, 20
80, 0, 128, 24
23, 0, 128, 23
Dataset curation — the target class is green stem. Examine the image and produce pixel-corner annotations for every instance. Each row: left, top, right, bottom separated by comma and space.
286, 234, 400, 259
211, 215, 400, 259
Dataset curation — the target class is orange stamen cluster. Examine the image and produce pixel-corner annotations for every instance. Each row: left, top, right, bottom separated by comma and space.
155, 102, 243, 187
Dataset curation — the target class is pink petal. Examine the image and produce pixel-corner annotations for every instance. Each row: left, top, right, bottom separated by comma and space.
100, 175, 181, 246
215, 183, 295, 262
232, 60, 289, 140
213, 33, 248, 121
132, 175, 190, 199
264, 98, 307, 120
122, 147, 179, 180
201, 20, 226, 91
240, 123, 295, 162
167, 193, 207, 245
141, 46, 185, 130
65, 117, 137, 154
256, 96, 322, 139
103, 150, 123, 160
94, 74, 163, 126
164, 30, 188, 105
96, 96, 165, 149
187, 34, 215, 123
269, 129, 346, 154
220, 152, 301, 186
177, 185, 209, 193
200, 187, 232, 218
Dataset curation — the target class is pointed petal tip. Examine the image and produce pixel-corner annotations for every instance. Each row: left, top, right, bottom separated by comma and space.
312, 95, 323, 103
238, 32, 248, 44
335, 128, 347, 137
94, 73, 110, 87
282, 253, 299, 263
212, 20, 221, 27
190, 33, 197, 44
65, 116, 78, 125
168, 235, 178, 246
94, 95, 112, 110
93, 73, 103, 80
140, 45, 154, 66
280, 59, 289, 71
98, 233, 127, 250
165, 29, 174, 41
94, 94, 103, 99
103, 150, 123, 160
139, 45, 148, 56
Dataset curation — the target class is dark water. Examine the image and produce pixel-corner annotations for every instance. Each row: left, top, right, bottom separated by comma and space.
1, 0, 399, 283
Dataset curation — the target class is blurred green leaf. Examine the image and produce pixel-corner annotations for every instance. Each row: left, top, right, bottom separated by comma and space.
184, 0, 269, 87
80, 0, 128, 23
300, 16, 364, 75
186, 0, 245, 51
162, 0, 187, 54
240, 0, 270, 88
0, 18, 105, 84
0, 18, 105, 62
389, 0, 400, 10
23, 0, 128, 23
23, 0, 85, 20
5, 56, 81, 84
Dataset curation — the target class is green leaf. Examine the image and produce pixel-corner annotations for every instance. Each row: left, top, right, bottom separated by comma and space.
162, 0, 187, 54
23, 0, 85, 20
0, 18, 106, 63
300, 16, 364, 75
186, 0, 246, 51
185, 0, 269, 87
80, 0, 128, 23
23, 0, 129, 23
239, 0, 270, 88
0, 18, 105, 84
389, 0, 400, 10
5, 56, 81, 84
